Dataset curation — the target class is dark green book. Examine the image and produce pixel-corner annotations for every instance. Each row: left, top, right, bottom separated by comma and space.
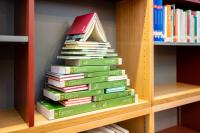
44, 88, 104, 101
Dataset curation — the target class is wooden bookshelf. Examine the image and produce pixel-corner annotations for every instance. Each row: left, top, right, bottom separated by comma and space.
153, 83, 200, 112
13, 101, 150, 133
0, 109, 28, 133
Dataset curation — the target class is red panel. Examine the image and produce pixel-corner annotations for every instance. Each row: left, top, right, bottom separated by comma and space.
14, 0, 34, 127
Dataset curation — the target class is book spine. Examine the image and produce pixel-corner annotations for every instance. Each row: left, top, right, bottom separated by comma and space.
90, 79, 130, 90
93, 89, 133, 101
65, 76, 108, 87
44, 89, 104, 101
197, 11, 200, 43
105, 86, 126, 94
79, 58, 122, 66
51, 66, 110, 74
97, 96, 134, 110
85, 69, 125, 78
54, 102, 97, 119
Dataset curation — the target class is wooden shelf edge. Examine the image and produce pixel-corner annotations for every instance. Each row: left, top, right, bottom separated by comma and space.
15, 100, 150, 133
0, 109, 28, 133
157, 125, 198, 133
153, 94, 200, 112
0, 35, 28, 43
154, 42, 200, 46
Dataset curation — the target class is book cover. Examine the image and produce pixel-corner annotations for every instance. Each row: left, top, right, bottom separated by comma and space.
51, 65, 110, 74
43, 88, 104, 101
67, 13, 95, 35
64, 58, 122, 66
90, 79, 130, 90
93, 89, 134, 101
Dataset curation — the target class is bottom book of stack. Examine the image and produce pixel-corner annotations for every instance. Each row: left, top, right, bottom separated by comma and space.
84, 124, 129, 133
37, 93, 137, 120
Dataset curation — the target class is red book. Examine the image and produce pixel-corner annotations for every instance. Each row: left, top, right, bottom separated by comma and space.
67, 13, 95, 35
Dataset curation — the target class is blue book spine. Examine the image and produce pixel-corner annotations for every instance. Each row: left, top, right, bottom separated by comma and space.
154, 0, 157, 41
105, 87, 126, 94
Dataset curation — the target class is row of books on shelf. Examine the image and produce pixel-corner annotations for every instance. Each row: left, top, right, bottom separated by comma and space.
154, 0, 200, 43
37, 12, 138, 120
84, 124, 129, 133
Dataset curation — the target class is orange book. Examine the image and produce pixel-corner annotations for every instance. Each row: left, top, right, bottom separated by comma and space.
166, 5, 172, 41
174, 10, 178, 42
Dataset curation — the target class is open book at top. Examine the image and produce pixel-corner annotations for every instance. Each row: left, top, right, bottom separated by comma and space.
66, 12, 107, 42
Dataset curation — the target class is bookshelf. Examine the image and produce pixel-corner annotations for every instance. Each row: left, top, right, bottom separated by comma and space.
0, 0, 34, 132
1, 0, 200, 132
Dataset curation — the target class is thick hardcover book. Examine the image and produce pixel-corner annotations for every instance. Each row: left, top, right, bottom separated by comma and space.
48, 75, 128, 88
37, 96, 134, 120
90, 79, 130, 90
64, 58, 122, 66
51, 65, 110, 74
48, 84, 89, 93
37, 100, 97, 120
43, 88, 104, 101
93, 89, 134, 101
48, 76, 107, 88
105, 86, 126, 94
85, 69, 125, 78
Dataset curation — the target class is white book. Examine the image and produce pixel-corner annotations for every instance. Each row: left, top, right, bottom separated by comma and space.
64, 41, 110, 45
164, 6, 168, 42
197, 11, 200, 43
62, 46, 108, 50
107, 75, 128, 81
177, 9, 182, 42
86, 127, 114, 133
106, 125, 123, 133
110, 124, 129, 133
57, 56, 103, 59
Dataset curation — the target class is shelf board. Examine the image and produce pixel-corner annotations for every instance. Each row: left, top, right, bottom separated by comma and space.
0, 109, 28, 133
16, 100, 150, 133
154, 42, 200, 46
157, 126, 198, 133
0, 35, 28, 43
153, 83, 200, 112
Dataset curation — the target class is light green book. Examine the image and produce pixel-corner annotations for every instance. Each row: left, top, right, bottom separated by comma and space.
37, 100, 97, 120
90, 79, 130, 90
85, 69, 125, 78
37, 96, 134, 120
51, 65, 110, 74
48, 75, 128, 88
64, 58, 122, 66
44, 88, 104, 101
97, 96, 134, 109
93, 89, 134, 101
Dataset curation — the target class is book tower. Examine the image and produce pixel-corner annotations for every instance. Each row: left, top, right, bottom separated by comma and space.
37, 12, 139, 120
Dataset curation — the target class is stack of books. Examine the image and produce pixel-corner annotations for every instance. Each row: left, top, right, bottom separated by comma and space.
154, 0, 200, 43
37, 12, 139, 120
85, 124, 129, 133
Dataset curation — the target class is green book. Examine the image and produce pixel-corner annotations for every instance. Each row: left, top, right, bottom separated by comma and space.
44, 88, 104, 101
37, 96, 134, 120
105, 86, 126, 94
90, 79, 130, 90
97, 96, 134, 109
93, 89, 135, 101
37, 100, 97, 120
51, 65, 110, 74
64, 58, 122, 66
49, 75, 128, 88
85, 69, 125, 78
